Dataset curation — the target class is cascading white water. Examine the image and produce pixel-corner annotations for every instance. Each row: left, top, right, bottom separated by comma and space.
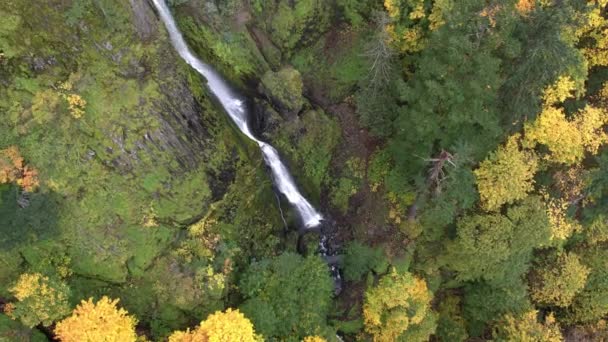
152, 0, 323, 228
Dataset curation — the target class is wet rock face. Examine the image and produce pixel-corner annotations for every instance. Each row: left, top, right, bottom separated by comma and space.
102, 42, 213, 175
100, 1, 231, 175
129, 0, 158, 42
251, 98, 283, 139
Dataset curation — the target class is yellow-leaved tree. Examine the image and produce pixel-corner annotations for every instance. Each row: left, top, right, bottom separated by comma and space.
524, 76, 608, 164
574, 0, 608, 67
492, 311, 563, 342
8, 273, 70, 327
168, 308, 261, 342
474, 134, 538, 211
525, 106, 608, 164
541, 189, 582, 241
363, 269, 437, 342
383, 0, 449, 53
302, 336, 327, 342
54, 296, 138, 342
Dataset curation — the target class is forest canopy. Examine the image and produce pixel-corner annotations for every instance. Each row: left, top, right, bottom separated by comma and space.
1, 0, 608, 341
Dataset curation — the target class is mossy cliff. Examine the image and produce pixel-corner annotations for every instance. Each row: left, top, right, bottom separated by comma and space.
0, 0, 284, 339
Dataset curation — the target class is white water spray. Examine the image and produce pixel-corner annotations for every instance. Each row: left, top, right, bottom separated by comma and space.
152, 0, 323, 228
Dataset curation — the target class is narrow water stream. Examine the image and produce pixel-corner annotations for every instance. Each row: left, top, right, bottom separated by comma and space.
151, 0, 323, 228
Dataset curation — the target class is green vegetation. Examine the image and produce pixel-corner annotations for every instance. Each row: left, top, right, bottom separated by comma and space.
342, 241, 388, 282
1, 0, 608, 340
239, 253, 334, 341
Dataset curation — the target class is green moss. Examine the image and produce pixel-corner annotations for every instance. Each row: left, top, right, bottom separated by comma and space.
125, 226, 173, 277
19, 240, 71, 278
333, 318, 364, 335
178, 17, 261, 81
272, 110, 341, 200
291, 28, 371, 102
260, 67, 304, 114
253, 0, 332, 56
330, 177, 357, 214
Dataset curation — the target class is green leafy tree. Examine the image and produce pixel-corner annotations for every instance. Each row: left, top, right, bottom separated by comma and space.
445, 196, 551, 284
0, 314, 48, 342
463, 280, 532, 337
567, 246, 608, 323
336, 0, 376, 26
239, 253, 334, 340
585, 214, 608, 245
363, 269, 437, 342
435, 295, 468, 342
445, 213, 515, 283
342, 242, 388, 282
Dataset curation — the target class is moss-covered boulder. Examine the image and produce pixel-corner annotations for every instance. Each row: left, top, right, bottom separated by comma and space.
259, 67, 305, 117
251, 0, 332, 56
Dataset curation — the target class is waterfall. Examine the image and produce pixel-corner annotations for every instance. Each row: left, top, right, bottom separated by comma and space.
151, 0, 323, 228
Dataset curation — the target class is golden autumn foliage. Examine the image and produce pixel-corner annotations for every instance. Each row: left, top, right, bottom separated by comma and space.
383, 0, 448, 53
363, 269, 434, 342
0, 146, 39, 191
302, 336, 327, 342
0, 146, 22, 184
529, 252, 590, 307
601, 82, 608, 100
525, 105, 608, 164
553, 165, 587, 203
65, 94, 86, 119
523, 76, 608, 164
515, 0, 535, 15
542, 76, 578, 105
54, 296, 138, 342
9, 273, 70, 327
59, 76, 86, 119
475, 135, 538, 211
575, 0, 608, 67
384, 0, 401, 19
543, 191, 581, 242
480, 3, 502, 28
493, 311, 563, 342
168, 308, 260, 342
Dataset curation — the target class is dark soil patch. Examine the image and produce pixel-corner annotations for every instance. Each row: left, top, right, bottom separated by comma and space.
326, 101, 399, 249
323, 25, 359, 65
